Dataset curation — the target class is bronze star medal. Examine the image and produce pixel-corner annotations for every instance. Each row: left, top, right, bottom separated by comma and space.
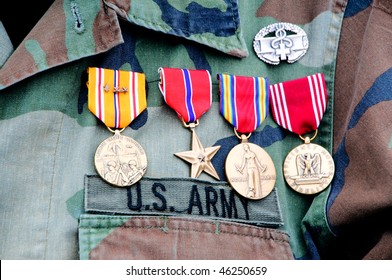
158, 67, 221, 180
175, 127, 220, 180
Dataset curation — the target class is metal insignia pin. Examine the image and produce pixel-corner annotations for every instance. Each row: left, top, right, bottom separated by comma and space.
253, 22, 308, 65
103, 83, 110, 92
113, 86, 128, 94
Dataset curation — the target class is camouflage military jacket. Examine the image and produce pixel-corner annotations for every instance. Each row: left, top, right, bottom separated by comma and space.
0, 0, 391, 260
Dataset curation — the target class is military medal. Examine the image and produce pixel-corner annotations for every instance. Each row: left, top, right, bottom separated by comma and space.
253, 22, 308, 65
217, 73, 276, 200
269, 73, 335, 195
158, 67, 220, 180
87, 67, 147, 187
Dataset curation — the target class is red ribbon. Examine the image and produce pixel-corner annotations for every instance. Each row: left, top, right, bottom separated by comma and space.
158, 67, 212, 123
269, 73, 328, 135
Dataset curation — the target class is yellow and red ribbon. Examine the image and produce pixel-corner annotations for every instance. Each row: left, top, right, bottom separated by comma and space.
87, 67, 147, 129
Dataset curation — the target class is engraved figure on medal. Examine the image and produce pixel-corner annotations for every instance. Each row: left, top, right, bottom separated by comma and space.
284, 140, 334, 195
226, 141, 276, 200
94, 130, 147, 187
86, 67, 148, 187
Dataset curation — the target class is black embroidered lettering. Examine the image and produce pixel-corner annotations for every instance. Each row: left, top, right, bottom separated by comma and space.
152, 183, 167, 211
220, 189, 238, 219
85, 175, 282, 226
127, 183, 142, 211
205, 187, 219, 217
187, 185, 203, 215
238, 196, 250, 220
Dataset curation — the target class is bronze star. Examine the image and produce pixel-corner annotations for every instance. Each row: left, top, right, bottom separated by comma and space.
175, 130, 221, 180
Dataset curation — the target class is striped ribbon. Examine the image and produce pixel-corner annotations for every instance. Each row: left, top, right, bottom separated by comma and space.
87, 67, 147, 129
269, 73, 327, 135
217, 73, 269, 134
158, 67, 212, 123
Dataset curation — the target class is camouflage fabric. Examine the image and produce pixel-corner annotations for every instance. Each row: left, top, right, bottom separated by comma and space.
0, 0, 390, 260
327, 0, 392, 259
0, 21, 14, 68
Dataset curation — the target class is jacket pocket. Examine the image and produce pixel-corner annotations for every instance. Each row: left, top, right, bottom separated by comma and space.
78, 175, 292, 259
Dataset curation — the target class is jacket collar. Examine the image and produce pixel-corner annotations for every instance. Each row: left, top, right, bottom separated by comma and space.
0, 0, 247, 90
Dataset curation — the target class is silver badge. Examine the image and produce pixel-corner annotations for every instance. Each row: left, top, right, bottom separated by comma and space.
253, 22, 308, 65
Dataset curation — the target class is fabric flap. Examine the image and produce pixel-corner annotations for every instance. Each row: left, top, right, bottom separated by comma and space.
0, 0, 248, 90
79, 214, 293, 260
104, 0, 248, 58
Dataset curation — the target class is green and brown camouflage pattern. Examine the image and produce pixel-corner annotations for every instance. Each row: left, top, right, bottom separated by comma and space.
327, 0, 392, 259
0, 0, 390, 260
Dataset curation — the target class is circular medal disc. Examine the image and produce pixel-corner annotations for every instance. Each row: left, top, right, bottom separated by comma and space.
225, 142, 276, 200
94, 133, 147, 187
284, 143, 334, 195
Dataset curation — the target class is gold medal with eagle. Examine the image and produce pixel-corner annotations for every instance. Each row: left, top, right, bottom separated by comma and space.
269, 73, 335, 195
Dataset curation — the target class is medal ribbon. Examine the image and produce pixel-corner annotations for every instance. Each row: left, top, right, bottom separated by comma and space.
269, 73, 327, 135
158, 67, 212, 123
87, 67, 147, 129
217, 73, 269, 134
